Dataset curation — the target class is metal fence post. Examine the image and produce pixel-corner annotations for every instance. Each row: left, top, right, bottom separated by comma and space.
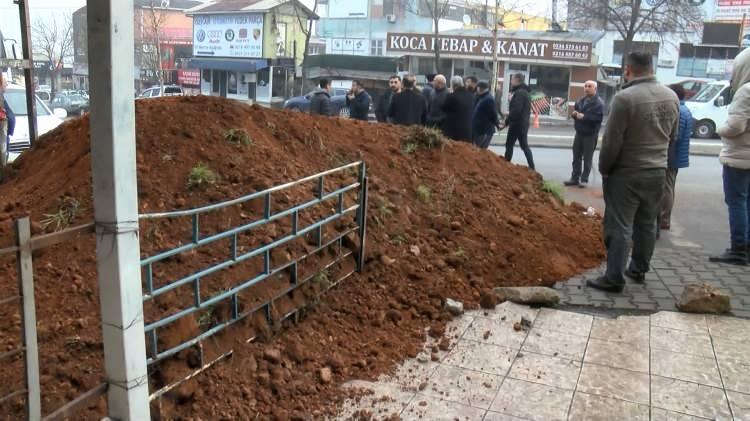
16, 217, 41, 421
357, 163, 368, 273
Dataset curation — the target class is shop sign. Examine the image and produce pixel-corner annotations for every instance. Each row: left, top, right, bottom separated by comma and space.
178, 70, 201, 86
386, 32, 591, 63
193, 13, 264, 58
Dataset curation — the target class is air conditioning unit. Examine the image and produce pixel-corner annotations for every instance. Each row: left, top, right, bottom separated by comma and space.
386, 14, 397, 23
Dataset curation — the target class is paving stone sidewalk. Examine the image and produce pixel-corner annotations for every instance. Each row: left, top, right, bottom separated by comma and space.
555, 248, 750, 319
334, 302, 750, 420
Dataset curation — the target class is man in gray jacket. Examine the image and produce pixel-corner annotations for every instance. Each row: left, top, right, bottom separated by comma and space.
587, 52, 679, 293
309, 79, 332, 116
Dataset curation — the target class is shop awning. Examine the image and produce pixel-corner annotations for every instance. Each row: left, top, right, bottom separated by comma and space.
303, 54, 403, 73
187, 57, 269, 73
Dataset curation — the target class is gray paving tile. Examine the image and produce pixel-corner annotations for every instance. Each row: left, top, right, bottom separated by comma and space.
401, 395, 486, 420
589, 316, 649, 345
650, 348, 722, 388
337, 381, 415, 420
482, 412, 531, 421
420, 364, 502, 410
462, 316, 528, 349
727, 390, 750, 420
649, 326, 714, 358
521, 328, 588, 362
477, 301, 540, 323
534, 308, 593, 337
489, 378, 573, 421
507, 352, 581, 390
649, 408, 712, 421
442, 340, 517, 377
650, 376, 732, 419
716, 357, 750, 395
707, 315, 750, 342
712, 336, 750, 362
576, 363, 649, 405
377, 359, 440, 392
584, 338, 649, 373
567, 392, 649, 421
651, 312, 708, 335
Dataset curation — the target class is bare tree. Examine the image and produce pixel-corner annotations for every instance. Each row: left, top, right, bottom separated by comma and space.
566, 0, 702, 69
294, 0, 319, 92
32, 14, 74, 95
142, 0, 168, 91
404, 0, 452, 73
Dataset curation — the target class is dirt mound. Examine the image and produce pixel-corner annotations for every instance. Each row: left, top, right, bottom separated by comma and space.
0, 96, 603, 419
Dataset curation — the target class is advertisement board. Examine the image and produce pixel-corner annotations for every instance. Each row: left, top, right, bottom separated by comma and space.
178, 70, 201, 86
715, 0, 750, 27
193, 14, 264, 58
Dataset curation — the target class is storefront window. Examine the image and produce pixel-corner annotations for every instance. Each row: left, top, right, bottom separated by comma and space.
257, 67, 271, 102
228, 72, 238, 95
272, 67, 289, 98
528, 65, 570, 118
677, 44, 738, 78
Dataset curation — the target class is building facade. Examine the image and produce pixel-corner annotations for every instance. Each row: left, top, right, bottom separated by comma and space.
72, 0, 202, 92
386, 29, 603, 118
186, 0, 316, 104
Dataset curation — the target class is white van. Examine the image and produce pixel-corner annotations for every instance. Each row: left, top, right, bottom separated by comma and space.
685, 80, 731, 139
4, 83, 68, 162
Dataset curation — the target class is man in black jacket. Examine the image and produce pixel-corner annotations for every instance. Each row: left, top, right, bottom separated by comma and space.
309, 79, 332, 116
442, 75, 474, 141
388, 75, 427, 126
346, 80, 371, 121
426, 74, 448, 128
375, 75, 401, 123
565, 80, 605, 187
504, 73, 535, 170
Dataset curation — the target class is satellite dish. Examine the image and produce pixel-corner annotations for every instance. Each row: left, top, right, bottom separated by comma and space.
463, 14, 471, 26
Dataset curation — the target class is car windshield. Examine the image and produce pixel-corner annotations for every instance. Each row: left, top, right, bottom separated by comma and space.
70, 94, 87, 102
4, 90, 51, 116
691, 84, 724, 103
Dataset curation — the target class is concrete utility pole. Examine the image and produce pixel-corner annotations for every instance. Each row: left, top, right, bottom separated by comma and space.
16, 0, 38, 145
87, 0, 151, 419
491, 0, 499, 95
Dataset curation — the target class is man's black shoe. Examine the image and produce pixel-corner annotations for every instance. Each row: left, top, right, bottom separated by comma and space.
624, 268, 645, 284
563, 179, 579, 186
709, 249, 748, 266
586, 276, 625, 293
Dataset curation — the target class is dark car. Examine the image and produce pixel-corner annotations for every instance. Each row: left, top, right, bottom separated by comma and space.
49, 94, 90, 116
283, 87, 350, 117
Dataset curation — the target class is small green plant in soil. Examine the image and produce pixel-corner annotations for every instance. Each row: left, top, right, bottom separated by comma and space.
224, 128, 253, 146
41, 196, 83, 231
541, 180, 565, 203
197, 307, 216, 331
400, 126, 447, 152
187, 163, 218, 189
416, 185, 432, 203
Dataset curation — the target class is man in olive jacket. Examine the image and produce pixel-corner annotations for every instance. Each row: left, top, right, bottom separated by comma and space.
587, 52, 679, 293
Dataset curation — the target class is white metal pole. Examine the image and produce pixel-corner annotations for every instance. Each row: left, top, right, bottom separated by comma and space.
86, 1, 151, 419
491, 0, 499, 94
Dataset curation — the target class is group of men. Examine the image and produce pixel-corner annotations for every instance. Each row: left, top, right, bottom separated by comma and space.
308, 72, 538, 169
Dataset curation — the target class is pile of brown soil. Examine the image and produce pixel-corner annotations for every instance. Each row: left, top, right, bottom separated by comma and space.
0, 96, 603, 420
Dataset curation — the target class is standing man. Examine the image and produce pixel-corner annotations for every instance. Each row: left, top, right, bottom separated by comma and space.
309, 79, 332, 116
504, 73, 535, 170
346, 80, 371, 121
422, 73, 435, 101
659, 83, 693, 232
442, 75, 474, 141
710, 47, 750, 265
565, 80, 605, 187
375, 75, 401, 123
388, 74, 427, 126
426, 74, 448, 128
464, 76, 478, 94
587, 52, 679, 292
472, 81, 500, 149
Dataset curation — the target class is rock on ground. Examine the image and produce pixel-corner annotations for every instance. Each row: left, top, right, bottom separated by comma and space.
494, 287, 560, 306
444, 298, 464, 315
676, 283, 731, 314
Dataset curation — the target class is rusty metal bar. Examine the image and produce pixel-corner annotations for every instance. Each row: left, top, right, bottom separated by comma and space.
29, 223, 95, 251
42, 383, 108, 421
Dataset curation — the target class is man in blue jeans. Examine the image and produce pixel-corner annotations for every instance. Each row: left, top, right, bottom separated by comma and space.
711, 47, 750, 265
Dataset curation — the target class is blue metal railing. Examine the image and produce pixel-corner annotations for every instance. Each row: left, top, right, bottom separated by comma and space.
139, 161, 368, 366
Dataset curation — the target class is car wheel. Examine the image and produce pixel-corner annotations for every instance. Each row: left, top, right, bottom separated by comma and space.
338, 107, 350, 118
694, 120, 715, 139
289, 107, 301, 112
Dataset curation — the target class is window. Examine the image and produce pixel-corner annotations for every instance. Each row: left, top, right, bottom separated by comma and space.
612, 40, 659, 68
212, 70, 220, 93
308, 45, 323, 55
228, 72, 238, 95
202, 69, 211, 83
370, 39, 384, 56
383, 0, 394, 15
677, 44, 736, 78
5, 91, 50, 116
165, 87, 182, 95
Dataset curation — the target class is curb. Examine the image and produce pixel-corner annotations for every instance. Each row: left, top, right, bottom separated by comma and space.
489, 141, 721, 158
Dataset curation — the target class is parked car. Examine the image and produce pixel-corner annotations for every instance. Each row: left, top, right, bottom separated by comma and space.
685, 80, 731, 139
4, 84, 67, 163
49, 93, 90, 116
675, 79, 712, 101
283, 87, 350, 117
138, 85, 184, 99
35, 90, 51, 105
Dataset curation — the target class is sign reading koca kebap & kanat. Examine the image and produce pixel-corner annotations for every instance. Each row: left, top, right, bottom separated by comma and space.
386, 32, 592, 63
